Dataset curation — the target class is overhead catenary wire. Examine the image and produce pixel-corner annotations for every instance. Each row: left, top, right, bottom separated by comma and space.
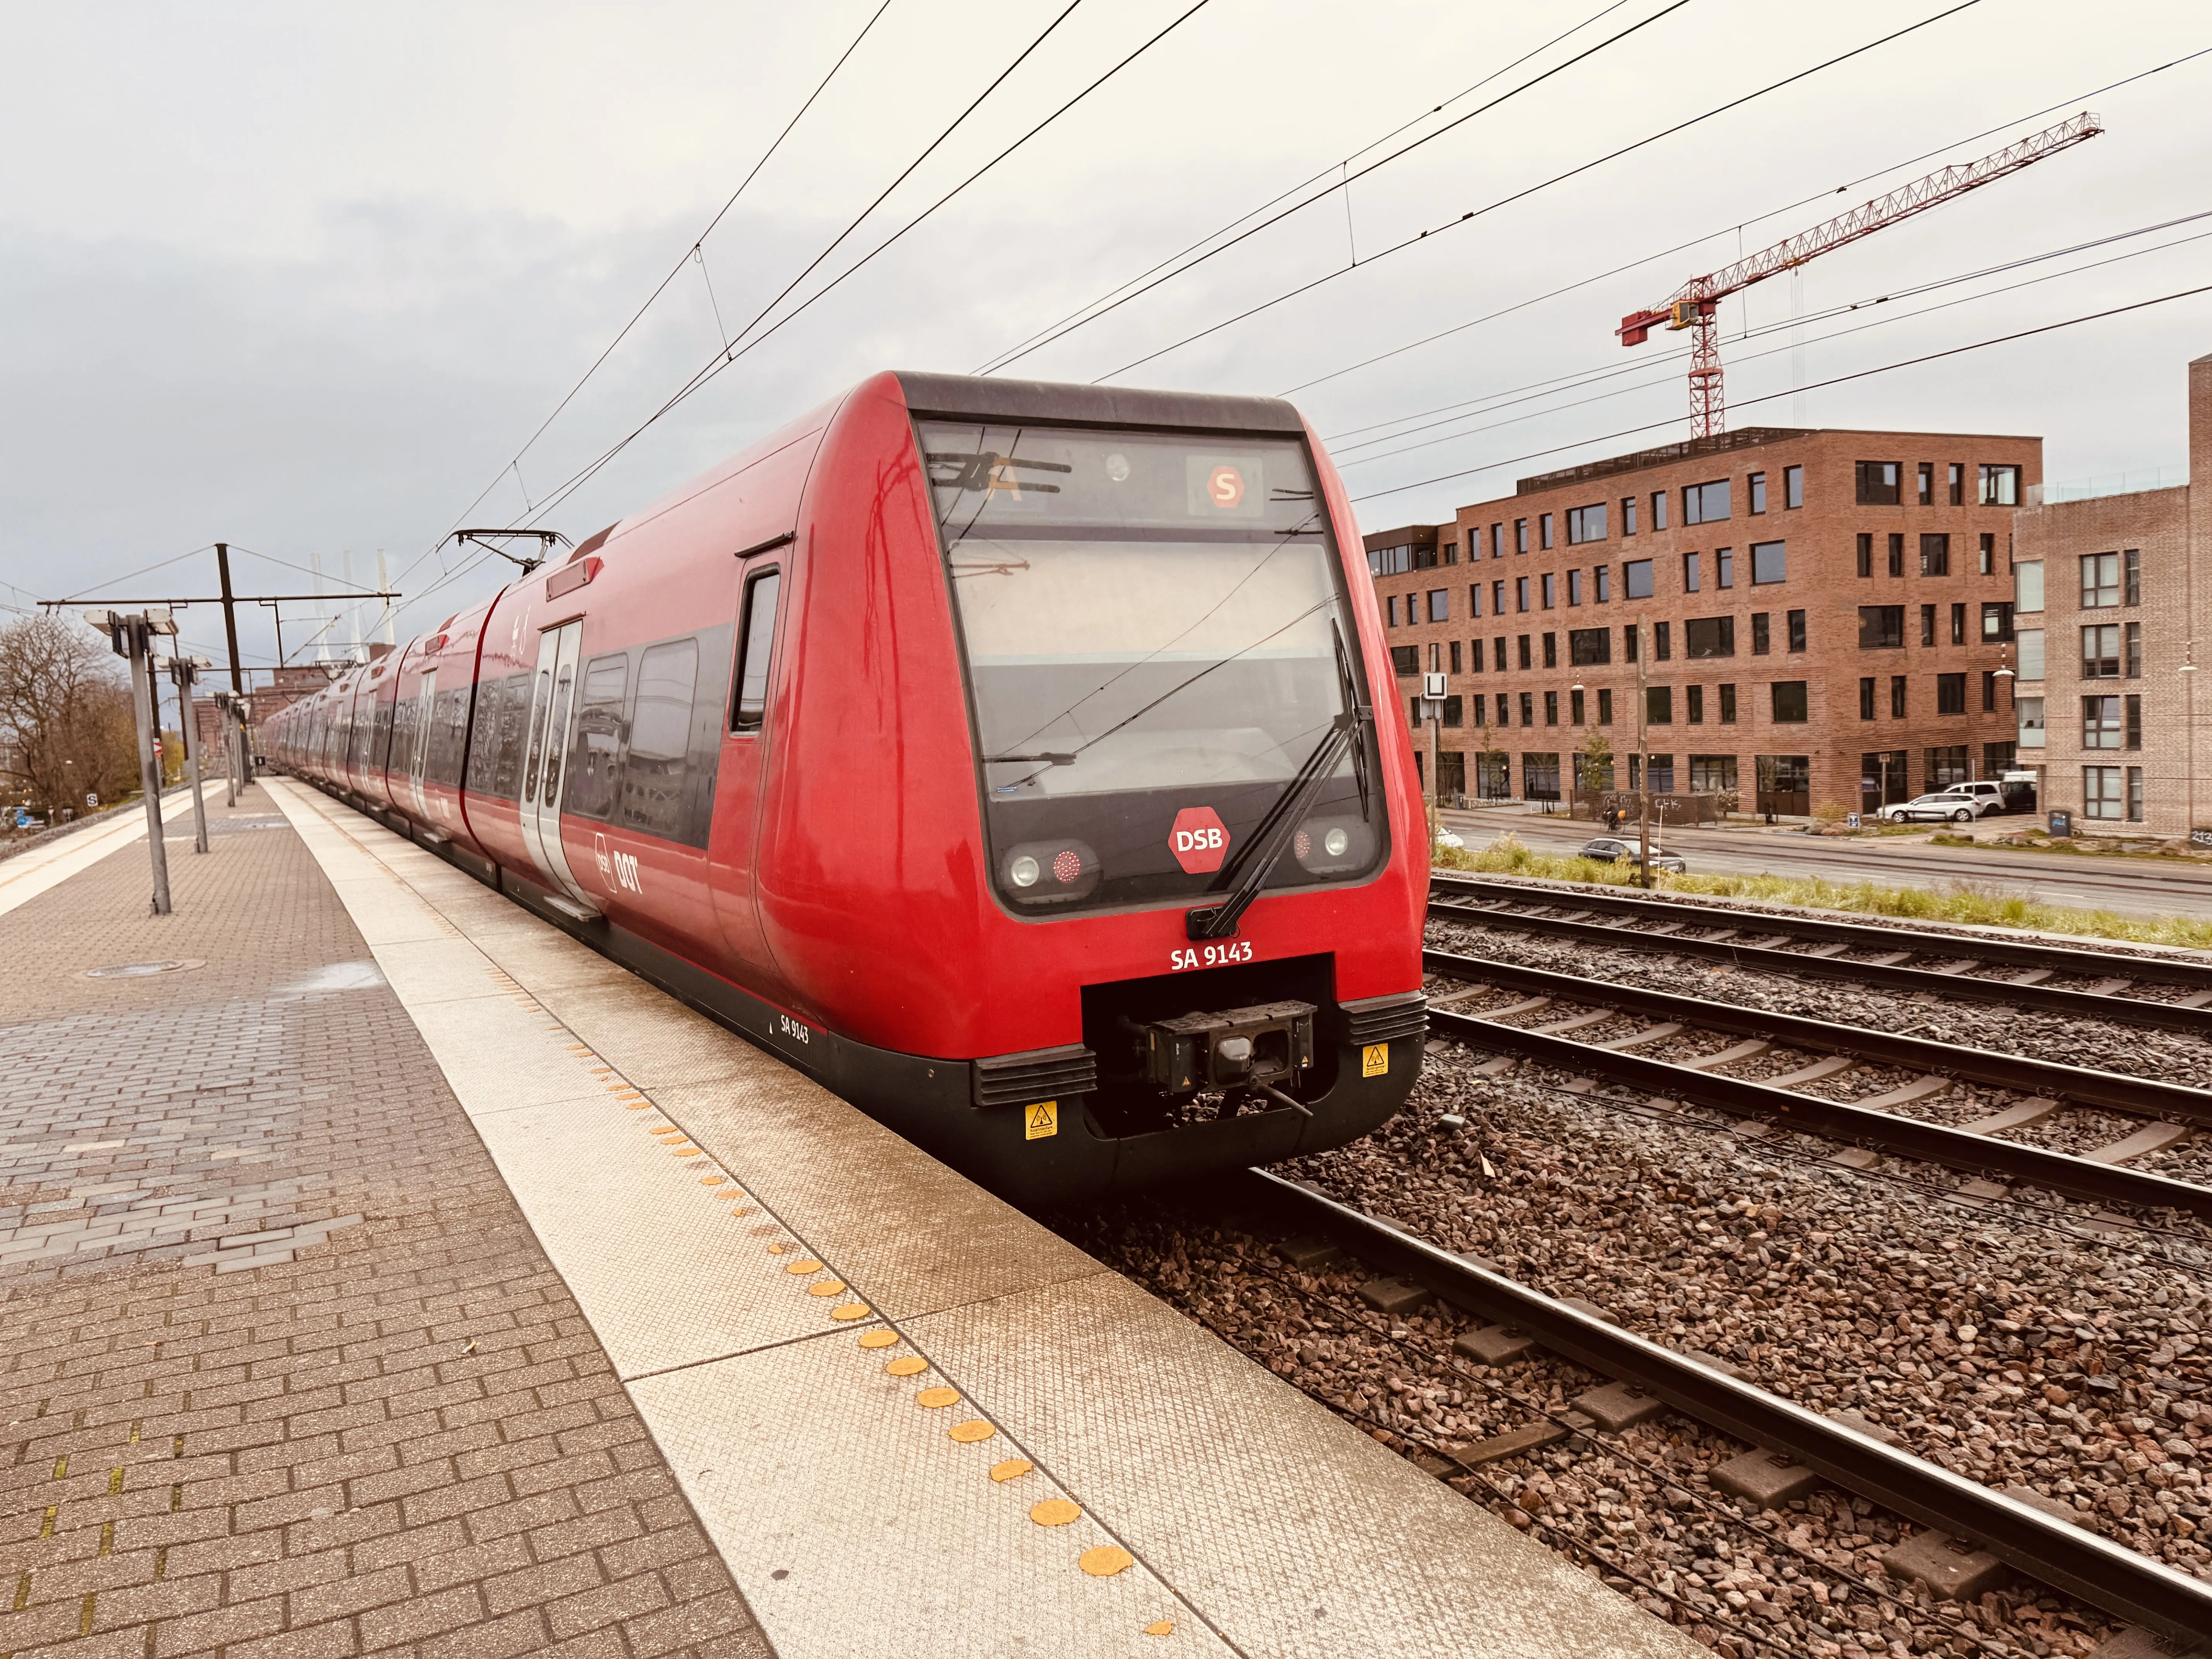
1282, 40, 2212, 403
499, 0, 1216, 539
975, 0, 1695, 380
1348, 280, 2212, 504
968, 0, 1635, 376
1084, 0, 1984, 386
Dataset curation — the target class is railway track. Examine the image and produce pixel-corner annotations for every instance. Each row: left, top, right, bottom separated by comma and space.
1430, 874, 2212, 1035
1418, 946, 2212, 1222
1242, 1169, 2212, 1653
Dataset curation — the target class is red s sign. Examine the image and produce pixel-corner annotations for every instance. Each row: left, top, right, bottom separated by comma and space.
1168, 806, 1230, 874
1207, 465, 1245, 508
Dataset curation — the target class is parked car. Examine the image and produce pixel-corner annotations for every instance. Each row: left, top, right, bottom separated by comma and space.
1578, 836, 1688, 873
1936, 780, 2006, 817
1878, 785, 1999, 824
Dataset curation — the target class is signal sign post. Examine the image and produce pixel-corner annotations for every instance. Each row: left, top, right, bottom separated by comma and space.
88, 608, 180, 915
167, 654, 213, 854
1420, 672, 1446, 809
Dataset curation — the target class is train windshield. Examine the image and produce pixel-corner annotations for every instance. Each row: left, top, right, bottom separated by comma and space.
922, 421, 1383, 916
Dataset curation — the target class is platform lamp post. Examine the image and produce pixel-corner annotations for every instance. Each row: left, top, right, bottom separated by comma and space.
166, 654, 213, 854
86, 608, 179, 915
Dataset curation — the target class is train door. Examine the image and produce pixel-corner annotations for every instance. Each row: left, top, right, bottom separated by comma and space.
518, 621, 595, 911
708, 562, 781, 976
405, 668, 436, 818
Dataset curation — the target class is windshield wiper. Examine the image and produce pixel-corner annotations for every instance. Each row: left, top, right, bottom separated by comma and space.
984, 752, 1076, 766
1185, 703, 1373, 943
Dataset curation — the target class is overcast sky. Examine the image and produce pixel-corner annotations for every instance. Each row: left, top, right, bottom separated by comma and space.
4, 0, 2208, 674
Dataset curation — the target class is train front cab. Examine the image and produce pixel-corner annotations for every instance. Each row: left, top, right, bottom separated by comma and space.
749, 372, 1430, 1203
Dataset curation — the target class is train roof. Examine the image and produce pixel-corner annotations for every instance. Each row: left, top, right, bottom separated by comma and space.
893, 371, 1304, 438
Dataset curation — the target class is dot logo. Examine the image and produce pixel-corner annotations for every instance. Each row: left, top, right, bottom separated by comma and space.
1168, 806, 1230, 874
1206, 465, 1245, 508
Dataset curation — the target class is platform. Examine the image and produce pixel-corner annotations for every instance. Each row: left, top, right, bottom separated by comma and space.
0, 779, 1700, 1659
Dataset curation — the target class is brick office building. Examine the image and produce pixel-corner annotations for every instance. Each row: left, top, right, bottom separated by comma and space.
2010, 350, 2211, 838
1365, 424, 2040, 815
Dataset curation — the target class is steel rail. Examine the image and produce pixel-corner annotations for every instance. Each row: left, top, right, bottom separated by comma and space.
1425, 948, 2212, 1127
1243, 1168, 2212, 1648
1424, 1002, 2212, 1219
1432, 871, 2212, 991
1429, 892, 2212, 1035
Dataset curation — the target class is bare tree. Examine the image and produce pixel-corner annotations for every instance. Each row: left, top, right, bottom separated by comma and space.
0, 615, 139, 814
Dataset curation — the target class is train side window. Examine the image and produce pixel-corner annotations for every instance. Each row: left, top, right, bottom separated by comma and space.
621, 639, 701, 840
730, 568, 781, 733
567, 653, 630, 820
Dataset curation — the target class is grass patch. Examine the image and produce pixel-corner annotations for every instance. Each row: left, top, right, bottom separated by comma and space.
1434, 833, 2212, 951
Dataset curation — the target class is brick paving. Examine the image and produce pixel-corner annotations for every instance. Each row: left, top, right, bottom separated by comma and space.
0, 789, 770, 1658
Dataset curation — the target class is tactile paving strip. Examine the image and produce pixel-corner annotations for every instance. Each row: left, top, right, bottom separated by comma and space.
268, 780, 1702, 1659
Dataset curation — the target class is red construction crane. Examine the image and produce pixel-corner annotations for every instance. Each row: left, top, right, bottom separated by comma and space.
1618, 111, 2104, 437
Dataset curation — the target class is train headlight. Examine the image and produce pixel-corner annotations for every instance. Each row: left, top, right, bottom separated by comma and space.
1000, 839, 1102, 905
1293, 815, 1373, 876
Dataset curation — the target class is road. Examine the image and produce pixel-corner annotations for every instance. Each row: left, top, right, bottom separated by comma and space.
1438, 805, 2212, 922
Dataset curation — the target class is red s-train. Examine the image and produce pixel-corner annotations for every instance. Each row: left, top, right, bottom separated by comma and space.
266, 373, 1429, 1201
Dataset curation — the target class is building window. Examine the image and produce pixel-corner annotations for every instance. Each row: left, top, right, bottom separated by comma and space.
1749, 471, 1767, 514
1860, 676, 1877, 720
1471, 696, 1487, 727
1515, 519, 1529, 554
1625, 623, 1639, 663
1917, 462, 1935, 505
1936, 673, 1966, 716
1468, 638, 1483, 673
1856, 461, 1902, 505
2018, 696, 2044, 748
1540, 514, 1555, 550
1982, 670, 1997, 712
1523, 752, 1561, 801
1718, 683, 1737, 723
1687, 685, 1705, 723
1542, 573, 1556, 609
1544, 690, 1559, 725
1978, 532, 1995, 575
1920, 534, 1949, 577
1470, 583, 1482, 618
1621, 496, 1638, 536
1517, 634, 1533, 670
1429, 641, 1442, 673
1519, 691, 1535, 726
1771, 682, 1809, 723
2128, 765, 2144, 821
1516, 577, 1530, 612
2014, 561, 2044, 613
1858, 606, 1905, 649
1921, 604, 1937, 647
1568, 569, 1583, 606
2083, 764, 2124, 819
1751, 541, 1787, 584
2126, 694, 2142, 749
1925, 745, 1969, 792
1949, 602, 1966, 646
1891, 675, 1908, 718
1442, 696, 1463, 727
1856, 533, 1874, 579
1495, 692, 1509, 726
1654, 621, 1672, 661
1595, 565, 1611, 603
1569, 628, 1611, 666
1888, 533, 1905, 578
1650, 491, 1669, 531
1490, 523, 1504, 558
2083, 624, 2121, 678
2126, 622, 2142, 678
1716, 548, 1734, 588
2081, 552, 2119, 608
1566, 503, 1607, 544
1684, 480, 1731, 524
1683, 551, 1700, 593
2125, 548, 2142, 605
1570, 688, 1585, 725
1429, 588, 1449, 622
1982, 601, 2013, 642
1685, 616, 1735, 658
2081, 696, 2122, 749
1390, 645, 1419, 675
1413, 543, 1440, 570
1543, 632, 1559, 669
1493, 580, 1506, 615
1948, 462, 1964, 506
2016, 628, 2045, 680
1493, 637, 1507, 672
1978, 464, 2021, 505
1597, 689, 1614, 724
1646, 686, 1673, 724
1690, 754, 1739, 793
1787, 610, 1806, 653
1442, 541, 1457, 565
1784, 465, 1803, 509
1449, 641, 1462, 674
1624, 559, 1653, 599
1386, 596, 1398, 627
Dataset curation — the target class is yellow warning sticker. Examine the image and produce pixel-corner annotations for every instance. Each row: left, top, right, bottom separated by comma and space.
1025, 1100, 1059, 1140
1361, 1042, 1389, 1078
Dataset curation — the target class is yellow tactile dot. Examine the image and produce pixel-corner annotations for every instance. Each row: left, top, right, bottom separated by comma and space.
806, 1281, 846, 1297
699, 1175, 723, 1185
1029, 1498, 1080, 1527
623, 1103, 653, 1111
948, 1420, 995, 1444
1081, 1547, 1135, 1578
989, 1458, 1034, 1483
916, 1387, 959, 1410
729, 1207, 755, 1218
783, 1259, 822, 1275
830, 1304, 870, 1321
766, 1242, 789, 1254
885, 1356, 927, 1377
1146, 1620, 1175, 1637
714, 1191, 744, 1201
649, 1126, 681, 1135
859, 1329, 900, 1350
672, 1149, 703, 1158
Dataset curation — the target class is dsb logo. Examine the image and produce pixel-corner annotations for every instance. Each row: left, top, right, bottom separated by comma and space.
1168, 806, 1230, 874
